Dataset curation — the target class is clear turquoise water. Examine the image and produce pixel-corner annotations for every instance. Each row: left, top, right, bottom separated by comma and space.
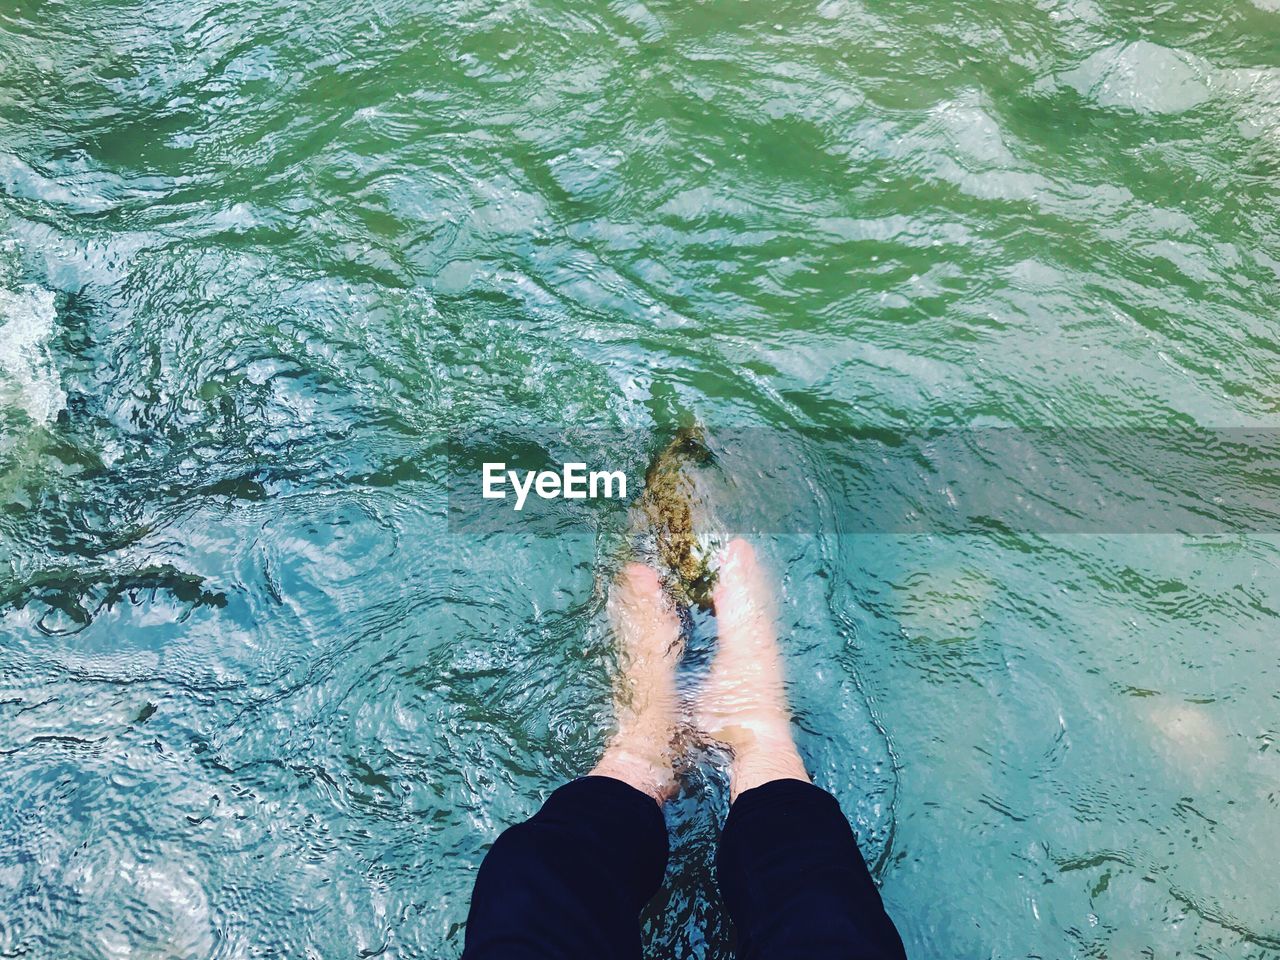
2, 1, 1279, 957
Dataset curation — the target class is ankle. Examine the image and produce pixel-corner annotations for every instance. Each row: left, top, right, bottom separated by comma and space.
730, 744, 809, 800
727, 729, 809, 801
591, 742, 674, 803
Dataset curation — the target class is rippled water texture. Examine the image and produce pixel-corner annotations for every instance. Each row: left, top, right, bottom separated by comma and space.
3, 1, 1280, 957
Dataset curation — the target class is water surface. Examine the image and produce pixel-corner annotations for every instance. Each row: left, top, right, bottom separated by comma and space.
2, 0, 1279, 957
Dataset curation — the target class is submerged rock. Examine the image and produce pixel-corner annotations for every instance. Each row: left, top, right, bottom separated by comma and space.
1059, 41, 1213, 115
635, 425, 720, 610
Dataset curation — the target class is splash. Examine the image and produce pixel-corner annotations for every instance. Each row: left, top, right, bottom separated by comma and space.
0, 280, 65, 425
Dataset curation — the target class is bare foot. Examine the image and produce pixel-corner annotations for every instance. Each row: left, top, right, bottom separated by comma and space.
699, 539, 809, 801
590, 563, 683, 802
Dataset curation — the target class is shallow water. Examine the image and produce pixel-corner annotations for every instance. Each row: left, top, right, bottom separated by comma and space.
2, 1, 1279, 957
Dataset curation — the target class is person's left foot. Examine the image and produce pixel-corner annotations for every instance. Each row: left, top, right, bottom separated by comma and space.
590, 563, 683, 802
697, 538, 809, 800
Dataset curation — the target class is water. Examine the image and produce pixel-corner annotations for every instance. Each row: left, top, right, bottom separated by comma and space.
2, 0, 1279, 956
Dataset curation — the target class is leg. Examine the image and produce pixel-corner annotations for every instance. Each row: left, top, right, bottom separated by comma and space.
718, 779, 907, 959
590, 563, 683, 801
463, 564, 682, 960
703, 540, 907, 960
461, 777, 667, 960
700, 539, 808, 801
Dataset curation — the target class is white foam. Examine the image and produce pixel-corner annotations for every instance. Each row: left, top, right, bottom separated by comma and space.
0, 281, 66, 424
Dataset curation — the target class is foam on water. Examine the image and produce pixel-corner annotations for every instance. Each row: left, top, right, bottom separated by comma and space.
0, 278, 65, 426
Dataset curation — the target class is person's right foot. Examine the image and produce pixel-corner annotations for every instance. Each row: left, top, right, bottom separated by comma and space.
590, 562, 683, 802
699, 539, 809, 800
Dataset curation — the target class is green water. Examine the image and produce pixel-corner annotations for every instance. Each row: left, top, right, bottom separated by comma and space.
2, 0, 1279, 956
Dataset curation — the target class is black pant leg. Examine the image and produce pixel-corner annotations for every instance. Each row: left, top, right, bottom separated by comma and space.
462, 775, 668, 960
716, 778, 907, 960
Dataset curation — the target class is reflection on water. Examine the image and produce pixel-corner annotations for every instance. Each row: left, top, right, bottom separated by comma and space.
2, 0, 1279, 956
